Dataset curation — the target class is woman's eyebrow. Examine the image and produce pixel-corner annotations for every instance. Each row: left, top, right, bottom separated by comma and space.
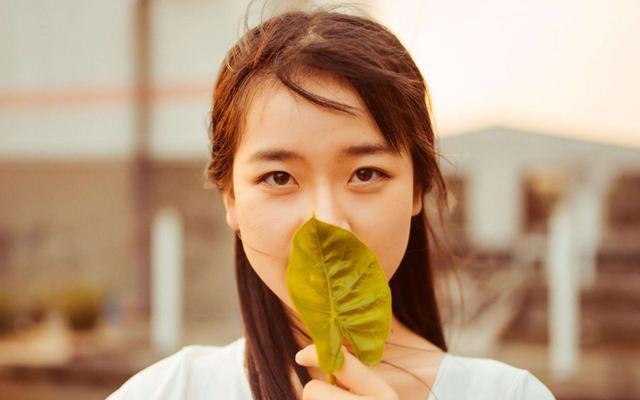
248, 143, 398, 163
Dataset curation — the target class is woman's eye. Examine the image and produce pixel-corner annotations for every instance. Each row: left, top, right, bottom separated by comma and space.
350, 168, 390, 184
258, 171, 296, 187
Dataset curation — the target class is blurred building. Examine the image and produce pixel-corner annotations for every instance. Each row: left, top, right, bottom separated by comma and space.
0, 0, 255, 347
437, 126, 640, 399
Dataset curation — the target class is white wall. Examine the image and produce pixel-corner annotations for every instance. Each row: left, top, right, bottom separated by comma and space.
0, 0, 251, 161
438, 127, 640, 250
0, 0, 136, 160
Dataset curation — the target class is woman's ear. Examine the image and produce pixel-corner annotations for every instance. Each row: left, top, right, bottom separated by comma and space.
222, 188, 240, 232
412, 184, 424, 216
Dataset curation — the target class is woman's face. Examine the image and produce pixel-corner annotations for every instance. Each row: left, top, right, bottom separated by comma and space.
222, 74, 423, 312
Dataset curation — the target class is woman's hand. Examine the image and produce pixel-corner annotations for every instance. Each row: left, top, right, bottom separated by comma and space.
295, 344, 399, 400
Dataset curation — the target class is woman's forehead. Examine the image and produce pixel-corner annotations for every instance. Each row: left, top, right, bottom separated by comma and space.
247, 73, 368, 121
239, 76, 385, 155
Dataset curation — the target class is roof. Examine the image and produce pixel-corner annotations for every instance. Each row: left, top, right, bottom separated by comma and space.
436, 125, 640, 173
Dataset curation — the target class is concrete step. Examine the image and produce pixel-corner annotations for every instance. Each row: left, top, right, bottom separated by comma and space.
504, 262, 640, 344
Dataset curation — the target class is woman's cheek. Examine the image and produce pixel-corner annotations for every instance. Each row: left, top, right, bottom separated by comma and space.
236, 192, 288, 251
365, 197, 414, 279
234, 192, 300, 304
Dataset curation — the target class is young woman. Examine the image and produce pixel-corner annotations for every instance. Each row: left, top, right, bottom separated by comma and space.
108, 7, 555, 400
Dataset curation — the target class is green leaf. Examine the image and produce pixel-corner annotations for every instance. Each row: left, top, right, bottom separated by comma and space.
285, 212, 392, 383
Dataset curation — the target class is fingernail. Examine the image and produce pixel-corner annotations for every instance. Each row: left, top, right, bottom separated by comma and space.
295, 349, 303, 363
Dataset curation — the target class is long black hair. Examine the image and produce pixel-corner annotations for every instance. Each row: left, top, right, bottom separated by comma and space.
205, 6, 450, 399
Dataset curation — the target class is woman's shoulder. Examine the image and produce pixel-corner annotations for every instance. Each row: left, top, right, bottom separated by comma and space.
106, 336, 250, 399
431, 352, 556, 399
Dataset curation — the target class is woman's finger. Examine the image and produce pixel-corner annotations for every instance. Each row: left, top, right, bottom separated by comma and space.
300, 379, 361, 400
295, 344, 398, 399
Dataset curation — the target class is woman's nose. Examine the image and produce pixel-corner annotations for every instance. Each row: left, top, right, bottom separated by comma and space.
315, 213, 351, 232
312, 190, 351, 232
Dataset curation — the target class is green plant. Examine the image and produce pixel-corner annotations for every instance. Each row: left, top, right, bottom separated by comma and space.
60, 285, 105, 331
286, 213, 392, 385
27, 287, 53, 324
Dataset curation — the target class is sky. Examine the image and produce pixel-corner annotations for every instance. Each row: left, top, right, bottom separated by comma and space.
370, 0, 640, 148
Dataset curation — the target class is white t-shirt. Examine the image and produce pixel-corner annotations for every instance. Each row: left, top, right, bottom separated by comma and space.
107, 336, 556, 399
